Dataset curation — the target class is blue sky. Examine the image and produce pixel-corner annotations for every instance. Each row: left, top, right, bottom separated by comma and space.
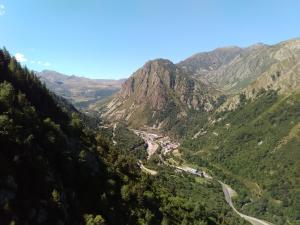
0, 0, 299, 79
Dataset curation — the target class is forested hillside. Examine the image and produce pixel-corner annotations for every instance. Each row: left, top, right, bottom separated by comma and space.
0, 49, 248, 225
0, 48, 164, 224
182, 90, 300, 225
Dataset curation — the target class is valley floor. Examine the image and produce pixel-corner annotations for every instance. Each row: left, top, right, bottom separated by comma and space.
135, 129, 274, 225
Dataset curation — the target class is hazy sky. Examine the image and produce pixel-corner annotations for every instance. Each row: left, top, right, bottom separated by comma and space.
0, 0, 299, 79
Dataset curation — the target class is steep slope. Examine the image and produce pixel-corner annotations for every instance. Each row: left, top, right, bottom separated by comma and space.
182, 90, 300, 225
0, 48, 163, 225
178, 43, 271, 92
38, 70, 124, 110
102, 59, 220, 129
202, 43, 271, 92
178, 46, 243, 77
244, 39, 300, 96
219, 39, 300, 110
178, 38, 300, 93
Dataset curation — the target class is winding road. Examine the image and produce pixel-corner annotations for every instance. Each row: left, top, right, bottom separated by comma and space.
220, 182, 273, 225
138, 160, 158, 175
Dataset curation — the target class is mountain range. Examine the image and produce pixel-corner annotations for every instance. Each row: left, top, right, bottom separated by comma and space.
37, 70, 124, 111
101, 38, 300, 130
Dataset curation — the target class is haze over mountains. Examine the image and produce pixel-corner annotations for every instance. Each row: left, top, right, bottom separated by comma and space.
38, 70, 124, 110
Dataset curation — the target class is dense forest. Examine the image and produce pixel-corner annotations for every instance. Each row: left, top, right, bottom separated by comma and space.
0, 48, 165, 224
0, 48, 249, 225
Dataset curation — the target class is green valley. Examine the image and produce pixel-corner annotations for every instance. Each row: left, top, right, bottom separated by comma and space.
1, 35, 299, 225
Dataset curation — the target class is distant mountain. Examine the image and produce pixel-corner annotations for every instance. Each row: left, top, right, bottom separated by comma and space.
178, 39, 300, 94
37, 70, 124, 110
102, 59, 221, 129
244, 39, 300, 95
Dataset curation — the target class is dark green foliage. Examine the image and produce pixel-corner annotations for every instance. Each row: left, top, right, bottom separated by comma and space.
239, 93, 247, 105
148, 167, 248, 225
0, 50, 69, 126
114, 123, 148, 160
0, 49, 164, 225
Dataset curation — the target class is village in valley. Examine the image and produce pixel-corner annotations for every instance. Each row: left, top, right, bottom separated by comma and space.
132, 129, 212, 179
131, 129, 180, 157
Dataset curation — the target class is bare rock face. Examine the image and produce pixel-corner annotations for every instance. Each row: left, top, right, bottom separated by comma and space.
103, 59, 218, 128
119, 59, 175, 110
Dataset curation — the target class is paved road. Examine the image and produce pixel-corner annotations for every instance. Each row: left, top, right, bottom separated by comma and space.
138, 161, 158, 175
220, 182, 273, 225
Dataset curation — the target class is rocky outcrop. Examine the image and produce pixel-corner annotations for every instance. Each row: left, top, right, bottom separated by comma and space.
102, 59, 219, 128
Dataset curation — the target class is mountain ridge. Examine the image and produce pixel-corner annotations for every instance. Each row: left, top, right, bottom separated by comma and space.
178, 38, 300, 93
37, 70, 125, 111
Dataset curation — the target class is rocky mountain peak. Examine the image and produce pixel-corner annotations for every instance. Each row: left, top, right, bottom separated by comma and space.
144, 58, 176, 68
118, 59, 182, 109
103, 59, 218, 128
